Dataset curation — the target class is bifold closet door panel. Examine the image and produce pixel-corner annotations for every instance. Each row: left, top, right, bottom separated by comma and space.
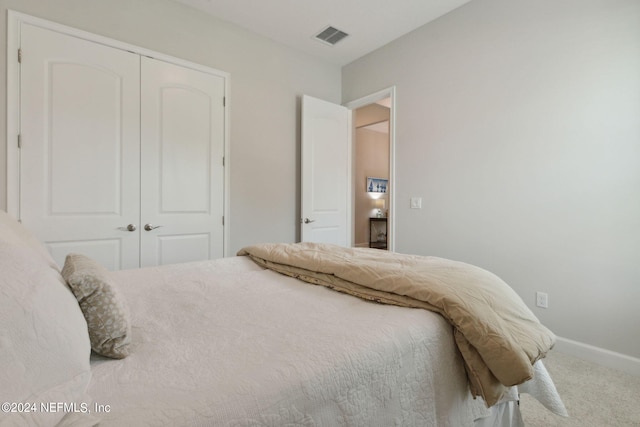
19, 23, 141, 270
140, 57, 225, 267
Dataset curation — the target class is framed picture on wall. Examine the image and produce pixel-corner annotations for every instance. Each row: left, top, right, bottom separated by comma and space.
366, 177, 388, 193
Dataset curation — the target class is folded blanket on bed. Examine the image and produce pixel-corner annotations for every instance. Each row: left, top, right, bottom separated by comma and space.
238, 242, 556, 407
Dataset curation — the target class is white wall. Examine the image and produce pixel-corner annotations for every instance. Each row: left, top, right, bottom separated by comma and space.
0, 0, 341, 254
343, 0, 640, 359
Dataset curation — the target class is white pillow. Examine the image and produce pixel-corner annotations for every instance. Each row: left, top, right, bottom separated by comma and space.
0, 211, 92, 427
0, 210, 59, 269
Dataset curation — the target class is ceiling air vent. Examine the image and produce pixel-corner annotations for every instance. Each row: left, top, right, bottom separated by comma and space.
314, 26, 349, 46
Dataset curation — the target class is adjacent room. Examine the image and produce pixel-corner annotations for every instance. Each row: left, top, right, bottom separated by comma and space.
1, 0, 638, 426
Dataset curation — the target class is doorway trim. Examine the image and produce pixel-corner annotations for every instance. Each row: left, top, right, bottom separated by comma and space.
344, 86, 396, 252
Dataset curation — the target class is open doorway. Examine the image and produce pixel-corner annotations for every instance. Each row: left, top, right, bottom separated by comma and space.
345, 87, 395, 252
354, 102, 390, 249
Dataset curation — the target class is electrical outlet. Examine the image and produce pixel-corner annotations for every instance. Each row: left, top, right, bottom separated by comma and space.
536, 292, 548, 309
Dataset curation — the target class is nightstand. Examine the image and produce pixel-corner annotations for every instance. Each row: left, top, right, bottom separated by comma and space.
369, 217, 388, 250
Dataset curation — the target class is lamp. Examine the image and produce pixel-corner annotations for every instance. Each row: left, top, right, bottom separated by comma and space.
375, 198, 386, 218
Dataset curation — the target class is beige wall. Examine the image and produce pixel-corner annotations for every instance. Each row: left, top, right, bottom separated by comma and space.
354, 103, 390, 128
354, 127, 389, 246
0, 0, 341, 254
343, 0, 640, 359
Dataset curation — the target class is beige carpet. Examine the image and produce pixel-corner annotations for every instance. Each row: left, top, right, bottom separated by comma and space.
519, 351, 640, 426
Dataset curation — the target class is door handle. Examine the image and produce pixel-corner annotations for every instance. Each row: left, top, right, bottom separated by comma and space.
144, 224, 163, 231
302, 218, 315, 224
126, 224, 137, 232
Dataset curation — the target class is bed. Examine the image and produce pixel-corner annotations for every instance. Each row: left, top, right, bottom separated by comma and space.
0, 210, 566, 426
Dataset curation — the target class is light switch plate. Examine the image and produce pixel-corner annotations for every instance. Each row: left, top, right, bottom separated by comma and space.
410, 197, 422, 209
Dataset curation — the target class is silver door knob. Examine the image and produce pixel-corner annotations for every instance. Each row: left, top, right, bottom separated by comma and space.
144, 223, 162, 231
126, 224, 137, 232
303, 218, 315, 224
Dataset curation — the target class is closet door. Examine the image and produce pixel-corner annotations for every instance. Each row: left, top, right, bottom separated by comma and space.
140, 57, 225, 266
19, 24, 141, 270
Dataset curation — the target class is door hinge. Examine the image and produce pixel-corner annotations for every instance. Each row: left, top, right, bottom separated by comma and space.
223, 97, 226, 107
222, 156, 225, 166
222, 216, 225, 226
17, 134, 22, 149
18, 48, 22, 63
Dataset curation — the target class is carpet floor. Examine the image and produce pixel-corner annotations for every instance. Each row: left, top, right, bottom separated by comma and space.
519, 351, 640, 426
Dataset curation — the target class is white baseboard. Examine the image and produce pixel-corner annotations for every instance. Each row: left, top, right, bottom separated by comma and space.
554, 336, 640, 376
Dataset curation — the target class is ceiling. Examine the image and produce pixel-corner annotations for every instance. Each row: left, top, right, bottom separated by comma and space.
173, 0, 473, 66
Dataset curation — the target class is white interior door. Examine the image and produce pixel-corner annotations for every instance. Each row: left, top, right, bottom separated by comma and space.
19, 23, 141, 270
140, 57, 225, 267
301, 95, 351, 246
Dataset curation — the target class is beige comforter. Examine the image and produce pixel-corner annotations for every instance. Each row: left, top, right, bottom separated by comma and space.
238, 242, 556, 407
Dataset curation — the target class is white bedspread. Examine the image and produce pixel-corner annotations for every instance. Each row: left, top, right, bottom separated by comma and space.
87, 256, 491, 426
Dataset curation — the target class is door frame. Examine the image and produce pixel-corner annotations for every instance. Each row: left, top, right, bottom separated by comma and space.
344, 86, 396, 252
6, 10, 231, 256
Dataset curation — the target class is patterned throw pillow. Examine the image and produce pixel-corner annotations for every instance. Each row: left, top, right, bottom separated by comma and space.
62, 253, 131, 359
